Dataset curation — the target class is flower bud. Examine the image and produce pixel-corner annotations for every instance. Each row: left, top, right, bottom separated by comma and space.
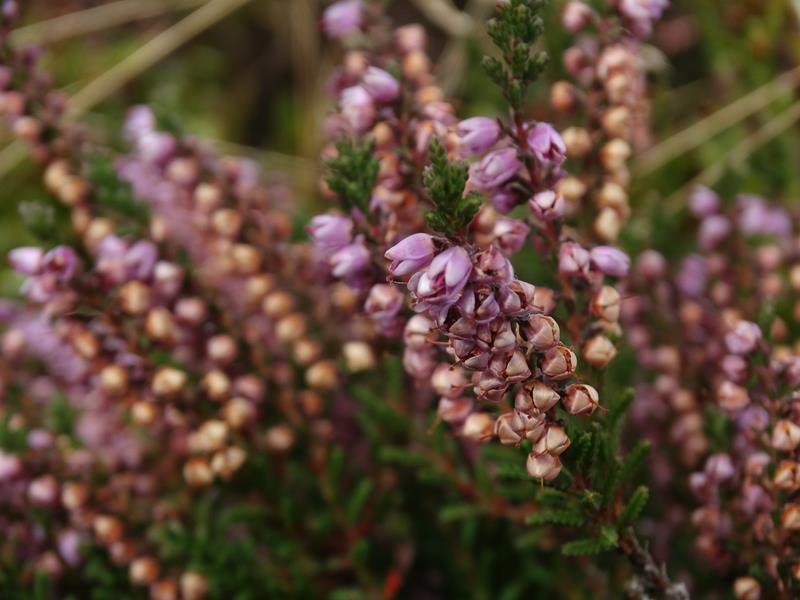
550, 81, 578, 113
183, 458, 214, 487
362, 66, 400, 102
175, 297, 207, 325
93, 515, 124, 545
145, 307, 175, 341
211, 208, 242, 238
119, 281, 151, 315
583, 335, 617, 368
733, 577, 760, 600
8, 246, 43, 275
431, 364, 466, 398
529, 190, 565, 221
437, 396, 473, 423
725, 320, 762, 355
468, 148, 521, 190
322, 0, 363, 38
600, 139, 631, 171
202, 369, 231, 401
28, 475, 59, 507
456, 117, 500, 156
783, 503, 800, 530
152, 367, 187, 397
210, 446, 247, 479
601, 106, 631, 138
590, 286, 621, 322
716, 380, 749, 412
593, 208, 623, 243
343, 341, 376, 373
562, 1, 593, 32
494, 413, 522, 446
462, 412, 493, 442
61, 482, 88, 510
99, 365, 129, 396
151, 579, 178, 600
517, 381, 560, 412
262, 291, 294, 319
129, 556, 159, 586
561, 126, 592, 158
231, 244, 262, 275
276, 313, 308, 343
403, 315, 434, 349
206, 335, 237, 365
533, 424, 571, 455
131, 401, 157, 426
564, 384, 599, 415
532, 287, 557, 314
527, 123, 566, 166
523, 315, 560, 350
541, 345, 578, 380
180, 572, 209, 600
526, 452, 562, 480
772, 419, 800, 451
774, 460, 800, 491
306, 360, 338, 390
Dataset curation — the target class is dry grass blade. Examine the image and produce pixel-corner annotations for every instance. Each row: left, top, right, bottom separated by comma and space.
662, 101, 800, 213
410, 0, 475, 37
10, 0, 206, 45
634, 65, 800, 177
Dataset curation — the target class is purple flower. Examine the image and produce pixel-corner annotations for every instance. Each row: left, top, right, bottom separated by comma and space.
43, 246, 79, 282
58, 530, 84, 567
322, 0, 363, 38
737, 195, 792, 238
677, 254, 707, 297
365, 283, 404, 328
340, 85, 376, 133
330, 238, 370, 279
490, 188, 520, 213
457, 117, 500, 156
9, 246, 44, 275
136, 130, 176, 165
529, 190, 565, 221
469, 148, 520, 190
526, 123, 566, 166
725, 320, 762, 355
618, 0, 669, 36
362, 67, 400, 102
698, 215, 731, 250
308, 214, 353, 252
688, 185, 719, 217
492, 217, 530, 255
558, 242, 591, 277
0, 450, 21, 481
590, 246, 630, 278
562, 1, 594, 33
124, 105, 156, 140
385, 233, 435, 277
410, 246, 472, 310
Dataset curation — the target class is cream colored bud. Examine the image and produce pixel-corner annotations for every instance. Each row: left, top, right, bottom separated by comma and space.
61, 482, 89, 510
556, 176, 588, 204
293, 339, 322, 366
109, 539, 135, 565
494, 413, 523, 446
262, 291, 294, 319
119, 281, 151, 315
210, 446, 247, 479
331, 283, 359, 312
583, 335, 617, 369
129, 556, 159, 586
202, 369, 231, 400
131, 401, 157, 426
276, 313, 308, 344
564, 383, 600, 415
561, 127, 592, 158
550, 80, 578, 113
44, 160, 70, 192
733, 577, 760, 600
596, 181, 628, 212
594, 207, 623, 243
93, 515, 124, 545
524, 315, 561, 350
605, 72, 630, 104
151, 579, 178, 600
175, 297, 207, 325
207, 335, 237, 365
265, 425, 296, 452
245, 274, 275, 304
600, 139, 631, 172
343, 341, 376, 373
462, 412, 494, 442
716, 381, 749, 412
194, 183, 222, 211
180, 571, 209, 600
590, 286, 621, 322
541, 345, 578, 380
306, 360, 338, 390
533, 424, 571, 455
152, 367, 187, 397
774, 460, 800, 491
72, 329, 100, 359
372, 121, 395, 147
211, 209, 242, 238
99, 365, 129, 396
196, 420, 228, 452
526, 452, 562, 480
232, 244, 261, 275
783, 503, 800, 530
183, 458, 214, 487
601, 106, 631, 138
145, 307, 175, 341
222, 397, 255, 430
402, 50, 431, 80
59, 175, 90, 207
772, 419, 800, 452
83, 217, 115, 250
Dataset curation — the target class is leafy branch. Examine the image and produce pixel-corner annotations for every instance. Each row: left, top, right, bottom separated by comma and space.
423, 137, 482, 238
325, 138, 380, 217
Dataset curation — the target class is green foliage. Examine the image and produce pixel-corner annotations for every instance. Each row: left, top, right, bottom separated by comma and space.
87, 153, 150, 229
617, 486, 650, 529
526, 509, 585, 527
484, 0, 549, 111
19, 200, 73, 246
423, 137, 482, 238
562, 526, 619, 556
324, 138, 380, 217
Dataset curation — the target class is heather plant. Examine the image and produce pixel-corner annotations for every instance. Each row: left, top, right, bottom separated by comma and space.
1, 0, 799, 599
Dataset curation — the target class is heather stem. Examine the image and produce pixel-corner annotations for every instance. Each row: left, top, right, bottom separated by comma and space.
619, 528, 690, 600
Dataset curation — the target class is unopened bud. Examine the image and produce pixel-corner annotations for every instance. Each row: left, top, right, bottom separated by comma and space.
550, 81, 578, 113
99, 365, 129, 396
152, 367, 187, 397
210, 446, 247, 479
590, 285, 621, 322
119, 281, 151, 315
594, 207, 623, 243
207, 335, 237, 365
262, 291, 294, 319
211, 209, 242, 238
265, 425, 296, 452
600, 138, 631, 172
180, 572, 209, 600
716, 380, 750, 412
782, 503, 800, 530
523, 315, 560, 350
564, 384, 600, 415
601, 106, 630, 138
583, 335, 617, 368
533, 424, 571, 455
129, 556, 159, 586
343, 341, 376, 373
733, 577, 760, 600
561, 126, 592, 158
494, 412, 522, 446
202, 369, 231, 400
526, 452, 562, 480
131, 400, 157, 426
772, 419, 800, 451
437, 396, 473, 423
145, 307, 175, 341
293, 338, 322, 366
232, 244, 261, 275
93, 515, 124, 545
462, 412, 494, 442
306, 360, 338, 390
223, 397, 255, 430
175, 297, 207, 325
774, 460, 800, 491
183, 458, 214, 487
61, 482, 88, 510
541, 345, 578, 380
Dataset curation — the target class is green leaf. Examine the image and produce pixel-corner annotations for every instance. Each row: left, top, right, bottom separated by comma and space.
87, 153, 150, 225
617, 486, 650, 528
324, 138, 379, 216
526, 509, 585, 527
562, 526, 619, 556
346, 480, 373, 524
439, 503, 480, 522
423, 137, 481, 238
617, 441, 651, 487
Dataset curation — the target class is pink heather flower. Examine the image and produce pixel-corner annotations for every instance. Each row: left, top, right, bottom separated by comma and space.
558, 242, 591, 277
364, 283, 404, 325
9, 246, 44, 275
490, 188, 519, 213
526, 123, 566, 166
362, 67, 400, 102
340, 85, 375, 133
125, 240, 158, 280
704, 453, 734, 482
529, 190, 565, 221
403, 346, 436, 379
153, 261, 184, 300
689, 185, 720, 217
308, 214, 353, 252
698, 215, 731, 250
410, 246, 472, 309
737, 195, 792, 238
562, 1, 594, 32
590, 246, 630, 278
395, 24, 426, 53
42, 246, 79, 282
137, 130, 176, 165
321, 0, 363, 39
492, 217, 530, 255
468, 148, 521, 190
676, 254, 707, 297
725, 320, 762, 355
0, 450, 22, 481
618, 0, 669, 36
58, 530, 84, 567
385, 233, 436, 277
124, 105, 156, 139
330, 238, 370, 279
456, 117, 500, 156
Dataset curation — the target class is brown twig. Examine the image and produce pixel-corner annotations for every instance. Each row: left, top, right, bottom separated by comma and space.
620, 528, 690, 600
